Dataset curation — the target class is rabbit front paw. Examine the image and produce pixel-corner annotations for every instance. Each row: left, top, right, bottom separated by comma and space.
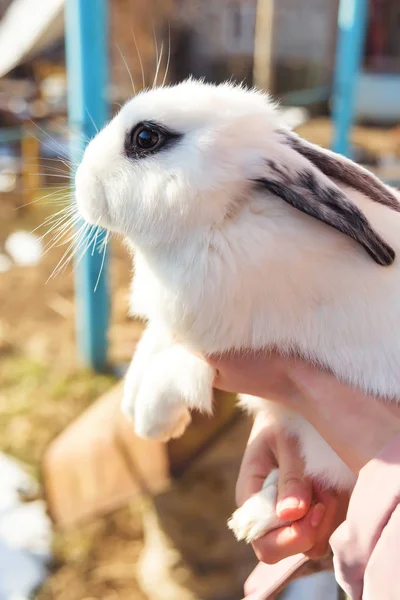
228, 469, 290, 543
135, 400, 191, 442
154, 405, 192, 441
127, 372, 192, 441
122, 341, 213, 442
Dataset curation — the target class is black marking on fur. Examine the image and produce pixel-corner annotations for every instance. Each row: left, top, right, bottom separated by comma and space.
281, 130, 400, 212
254, 171, 395, 267
124, 120, 183, 159
266, 159, 286, 179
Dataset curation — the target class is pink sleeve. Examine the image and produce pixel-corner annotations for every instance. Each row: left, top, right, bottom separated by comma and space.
242, 555, 309, 599
330, 434, 400, 599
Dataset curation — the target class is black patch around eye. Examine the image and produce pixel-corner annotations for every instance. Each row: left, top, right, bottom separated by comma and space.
124, 120, 183, 159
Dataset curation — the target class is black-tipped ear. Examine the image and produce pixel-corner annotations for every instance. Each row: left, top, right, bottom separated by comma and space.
283, 131, 400, 213
254, 169, 395, 267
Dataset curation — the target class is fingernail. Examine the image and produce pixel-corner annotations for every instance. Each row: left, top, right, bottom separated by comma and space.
311, 503, 325, 528
278, 498, 300, 513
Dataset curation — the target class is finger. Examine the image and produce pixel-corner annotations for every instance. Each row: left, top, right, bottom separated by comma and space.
305, 490, 349, 560
276, 435, 312, 521
235, 429, 276, 506
252, 504, 325, 564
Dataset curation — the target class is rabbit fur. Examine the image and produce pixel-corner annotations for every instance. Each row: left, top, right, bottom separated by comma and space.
75, 79, 400, 543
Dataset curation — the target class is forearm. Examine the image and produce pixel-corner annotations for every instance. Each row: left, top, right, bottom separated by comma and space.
288, 361, 400, 473
331, 433, 400, 598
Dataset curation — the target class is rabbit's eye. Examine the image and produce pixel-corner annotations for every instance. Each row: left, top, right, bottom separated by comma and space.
125, 121, 182, 159
136, 127, 160, 150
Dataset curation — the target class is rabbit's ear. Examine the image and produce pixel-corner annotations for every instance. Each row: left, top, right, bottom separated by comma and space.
284, 131, 400, 212
254, 133, 396, 266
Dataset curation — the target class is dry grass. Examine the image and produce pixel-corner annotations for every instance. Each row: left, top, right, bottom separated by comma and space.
37, 505, 146, 600
0, 355, 115, 470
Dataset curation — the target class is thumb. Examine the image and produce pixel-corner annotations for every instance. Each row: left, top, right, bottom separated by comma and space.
275, 433, 312, 521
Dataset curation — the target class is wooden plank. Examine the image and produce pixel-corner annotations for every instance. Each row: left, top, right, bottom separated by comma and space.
253, 0, 275, 90
42, 382, 162, 528
21, 127, 41, 204
43, 382, 240, 529
167, 389, 239, 476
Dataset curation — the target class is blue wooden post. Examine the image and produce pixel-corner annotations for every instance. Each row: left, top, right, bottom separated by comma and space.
65, 0, 110, 370
332, 0, 368, 157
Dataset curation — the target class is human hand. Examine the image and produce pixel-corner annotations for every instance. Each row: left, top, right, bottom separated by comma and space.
207, 350, 299, 405
235, 414, 350, 564
207, 351, 400, 474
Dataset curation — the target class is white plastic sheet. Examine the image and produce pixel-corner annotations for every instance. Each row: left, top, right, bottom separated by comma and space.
0, 0, 64, 78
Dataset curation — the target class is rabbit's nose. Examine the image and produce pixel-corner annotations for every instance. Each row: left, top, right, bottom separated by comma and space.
75, 165, 110, 227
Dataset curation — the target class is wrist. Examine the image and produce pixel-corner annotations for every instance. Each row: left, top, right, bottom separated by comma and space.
282, 359, 320, 413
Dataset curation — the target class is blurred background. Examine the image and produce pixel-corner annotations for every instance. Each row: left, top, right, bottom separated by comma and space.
0, 1, 399, 599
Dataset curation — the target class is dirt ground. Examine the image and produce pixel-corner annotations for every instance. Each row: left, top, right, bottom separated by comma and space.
0, 190, 147, 600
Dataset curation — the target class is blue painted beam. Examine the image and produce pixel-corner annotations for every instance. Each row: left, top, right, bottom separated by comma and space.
65, 0, 110, 371
332, 0, 368, 157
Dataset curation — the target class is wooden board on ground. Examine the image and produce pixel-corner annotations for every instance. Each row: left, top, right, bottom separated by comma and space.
42, 381, 238, 529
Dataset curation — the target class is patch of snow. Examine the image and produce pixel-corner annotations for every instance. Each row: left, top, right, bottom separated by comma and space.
0, 453, 52, 600
4, 231, 43, 267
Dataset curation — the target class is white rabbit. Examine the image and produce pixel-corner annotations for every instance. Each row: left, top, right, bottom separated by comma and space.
75, 79, 400, 544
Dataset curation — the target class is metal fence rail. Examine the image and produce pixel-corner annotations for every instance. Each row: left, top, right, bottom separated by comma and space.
65, 0, 109, 371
